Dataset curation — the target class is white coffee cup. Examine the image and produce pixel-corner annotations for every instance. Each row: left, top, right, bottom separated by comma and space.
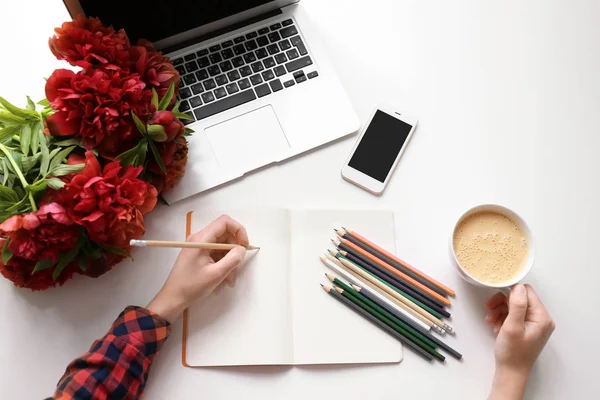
449, 204, 535, 288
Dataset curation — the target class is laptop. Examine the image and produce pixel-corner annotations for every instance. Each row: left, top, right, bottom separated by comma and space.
64, 1, 359, 203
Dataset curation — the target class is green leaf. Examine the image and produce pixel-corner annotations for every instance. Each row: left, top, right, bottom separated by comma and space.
0, 185, 19, 203
147, 124, 167, 142
158, 82, 175, 111
32, 259, 55, 274
30, 121, 41, 154
0, 126, 20, 144
151, 88, 159, 109
131, 112, 147, 135
20, 153, 41, 174
45, 177, 65, 190
2, 237, 13, 265
101, 245, 131, 258
37, 99, 50, 107
2, 159, 10, 185
53, 235, 86, 280
173, 112, 194, 121
171, 100, 181, 113
47, 145, 75, 173
50, 163, 84, 177
52, 138, 83, 147
40, 136, 50, 176
0, 96, 39, 119
116, 139, 148, 167
0, 111, 25, 126
77, 254, 88, 272
157, 194, 169, 206
183, 127, 194, 137
148, 139, 166, 174
26, 96, 36, 111
4, 149, 22, 174
28, 179, 47, 193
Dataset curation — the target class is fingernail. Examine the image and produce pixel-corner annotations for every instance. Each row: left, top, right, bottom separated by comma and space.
513, 284, 526, 295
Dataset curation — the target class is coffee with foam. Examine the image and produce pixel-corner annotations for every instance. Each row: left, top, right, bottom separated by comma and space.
453, 211, 528, 285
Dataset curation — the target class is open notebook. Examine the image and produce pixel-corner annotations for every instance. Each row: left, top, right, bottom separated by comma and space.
182, 209, 403, 367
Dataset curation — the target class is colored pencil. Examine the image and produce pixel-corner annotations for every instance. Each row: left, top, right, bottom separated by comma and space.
319, 256, 431, 331
350, 283, 462, 360
336, 247, 449, 317
338, 256, 454, 334
130, 239, 260, 251
333, 286, 445, 362
321, 284, 434, 362
340, 227, 455, 296
334, 237, 451, 307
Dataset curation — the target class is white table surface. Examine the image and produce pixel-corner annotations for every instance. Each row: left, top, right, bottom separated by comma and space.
1, 0, 598, 398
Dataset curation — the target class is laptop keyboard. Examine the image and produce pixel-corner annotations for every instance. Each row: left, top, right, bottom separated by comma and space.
172, 18, 318, 124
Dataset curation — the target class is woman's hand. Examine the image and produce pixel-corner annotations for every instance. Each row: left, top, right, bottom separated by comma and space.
147, 215, 249, 323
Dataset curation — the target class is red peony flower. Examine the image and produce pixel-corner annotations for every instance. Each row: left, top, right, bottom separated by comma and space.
148, 110, 185, 142
49, 15, 131, 70
0, 203, 80, 290
57, 151, 157, 250
45, 68, 153, 156
149, 135, 189, 193
129, 41, 180, 100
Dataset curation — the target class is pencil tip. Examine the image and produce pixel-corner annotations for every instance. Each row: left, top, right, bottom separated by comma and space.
333, 228, 338, 232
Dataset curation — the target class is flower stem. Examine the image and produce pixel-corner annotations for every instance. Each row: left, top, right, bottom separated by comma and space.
0, 143, 28, 188
28, 191, 38, 212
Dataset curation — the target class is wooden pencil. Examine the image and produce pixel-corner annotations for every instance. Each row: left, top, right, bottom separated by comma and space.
350, 283, 463, 360
338, 256, 454, 334
321, 284, 434, 362
130, 239, 260, 251
334, 237, 451, 307
340, 227, 455, 296
319, 256, 431, 332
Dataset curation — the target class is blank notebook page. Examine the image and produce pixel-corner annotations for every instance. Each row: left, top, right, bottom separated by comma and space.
290, 209, 403, 365
185, 210, 294, 366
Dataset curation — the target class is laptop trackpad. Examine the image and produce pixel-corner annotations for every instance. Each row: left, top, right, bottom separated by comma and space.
205, 105, 290, 176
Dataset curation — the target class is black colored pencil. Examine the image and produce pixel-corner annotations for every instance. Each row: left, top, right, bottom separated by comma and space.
353, 283, 462, 360
322, 285, 434, 362
339, 230, 449, 297
337, 245, 449, 317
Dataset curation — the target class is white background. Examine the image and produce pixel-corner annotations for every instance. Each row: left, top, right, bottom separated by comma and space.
1, 0, 599, 398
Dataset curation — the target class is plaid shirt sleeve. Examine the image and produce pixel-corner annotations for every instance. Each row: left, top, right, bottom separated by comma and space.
50, 306, 172, 400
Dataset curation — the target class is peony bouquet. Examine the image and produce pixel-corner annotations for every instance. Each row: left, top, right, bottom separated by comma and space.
0, 16, 192, 290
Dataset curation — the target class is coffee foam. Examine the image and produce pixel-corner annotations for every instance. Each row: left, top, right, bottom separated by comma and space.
453, 211, 528, 284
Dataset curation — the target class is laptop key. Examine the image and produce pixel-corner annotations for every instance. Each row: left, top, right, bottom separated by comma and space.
261, 69, 275, 81
219, 61, 233, 72
283, 79, 295, 88
270, 23, 282, 31
233, 44, 246, 55
239, 66, 252, 77
280, 26, 298, 39
179, 80, 185, 89
183, 75, 197, 86
251, 62, 264, 73
275, 53, 288, 64
250, 74, 263, 86
267, 44, 280, 55
215, 74, 228, 86
285, 55, 312, 73
189, 96, 202, 108
296, 74, 307, 84
197, 56, 210, 68
234, 35, 245, 43
291, 36, 308, 55
208, 65, 221, 76
257, 36, 269, 47
193, 89, 257, 120
214, 87, 227, 99
179, 100, 191, 111
203, 78, 216, 90
173, 58, 184, 66
221, 48, 234, 60
279, 39, 291, 51
255, 83, 271, 98
263, 57, 276, 69
286, 49, 299, 60
209, 53, 222, 64
238, 78, 251, 90
243, 53, 257, 63
226, 82, 239, 94
268, 32, 281, 43
258, 27, 270, 35
197, 49, 209, 57
176, 65, 186, 75
191, 83, 204, 94
227, 70, 241, 81
307, 71, 319, 79
246, 32, 258, 39
201, 92, 215, 103
209, 44, 221, 52
245, 39, 258, 51
290, 36, 302, 47
184, 53, 197, 61
255, 48, 268, 59
196, 69, 209, 81
222, 40, 234, 48
274, 66, 287, 77
232, 56, 245, 68
269, 79, 284, 92
185, 61, 199, 73
180, 87, 192, 99
182, 112, 195, 125
282, 19, 293, 27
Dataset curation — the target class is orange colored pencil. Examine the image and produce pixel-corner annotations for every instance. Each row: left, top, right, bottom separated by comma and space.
336, 237, 451, 306
343, 228, 455, 297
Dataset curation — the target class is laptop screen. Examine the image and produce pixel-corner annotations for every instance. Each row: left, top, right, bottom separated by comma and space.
78, 0, 275, 44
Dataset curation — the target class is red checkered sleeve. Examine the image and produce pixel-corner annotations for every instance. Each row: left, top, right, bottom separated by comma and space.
50, 306, 172, 400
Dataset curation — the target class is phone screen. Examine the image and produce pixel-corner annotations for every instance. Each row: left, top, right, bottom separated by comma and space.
348, 110, 413, 183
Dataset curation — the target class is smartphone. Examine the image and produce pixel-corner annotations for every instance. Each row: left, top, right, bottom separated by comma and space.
341, 106, 418, 195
